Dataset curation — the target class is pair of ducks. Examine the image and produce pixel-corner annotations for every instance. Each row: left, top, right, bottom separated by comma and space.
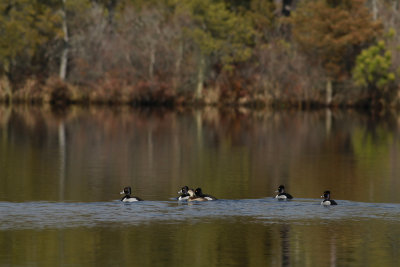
275, 185, 338, 205
119, 186, 217, 202
120, 185, 337, 205
177, 186, 217, 201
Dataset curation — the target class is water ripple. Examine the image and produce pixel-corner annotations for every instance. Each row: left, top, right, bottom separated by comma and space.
1, 198, 400, 230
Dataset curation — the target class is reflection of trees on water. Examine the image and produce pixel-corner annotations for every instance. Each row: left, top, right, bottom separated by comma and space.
326, 108, 332, 136
280, 224, 291, 267
1, 106, 400, 266
330, 232, 337, 267
1, 106, 400, 202
58, 122, 66, 201
0, 106, 11, 145
277, 223, 337, 267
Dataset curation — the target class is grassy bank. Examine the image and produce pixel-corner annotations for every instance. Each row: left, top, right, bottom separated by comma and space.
1, 76, 399, 111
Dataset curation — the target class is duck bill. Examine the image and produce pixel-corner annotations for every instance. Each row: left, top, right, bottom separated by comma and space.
120, 191, 125, 195
320, 195, 324, 198
178, 189, 183, 194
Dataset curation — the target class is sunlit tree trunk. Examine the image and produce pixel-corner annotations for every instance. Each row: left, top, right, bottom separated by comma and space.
391, 1, 398, 25
59, 0, 69, 81
196, 56, 205, 100
371, 0, 377, 20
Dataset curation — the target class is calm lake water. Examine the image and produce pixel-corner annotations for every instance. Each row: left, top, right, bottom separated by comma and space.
1, 105, 400, 266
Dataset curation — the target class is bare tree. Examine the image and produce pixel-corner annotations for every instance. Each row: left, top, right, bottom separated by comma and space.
59, 0, 69, 81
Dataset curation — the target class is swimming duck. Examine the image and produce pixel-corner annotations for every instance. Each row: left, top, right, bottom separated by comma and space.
195, 188, 217, 200
120, 186, 143, 202
275, 185, 293, 199
187, 189, 208, 202
321, 190, 337, 205
177, 185, 190, 201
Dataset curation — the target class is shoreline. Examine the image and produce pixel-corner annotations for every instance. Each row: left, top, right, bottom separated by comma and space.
1, 77, 398, 111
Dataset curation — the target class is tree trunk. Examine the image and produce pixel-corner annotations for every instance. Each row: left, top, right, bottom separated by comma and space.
3, 60, 13, 99
173, 39, 183, 90
149, 42, 155, 81
390, 1, 398, 25
371, 0, 377, 20
106, 0, 117, 25
196, 56, 205, 100
0, 75, 12, 102
1, 59, 12, 98
59, 0, 69, 81
326, 78, 332, 106
148, 24, 160, 82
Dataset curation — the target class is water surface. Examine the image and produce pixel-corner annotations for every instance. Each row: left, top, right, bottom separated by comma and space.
1, 106, 400, 266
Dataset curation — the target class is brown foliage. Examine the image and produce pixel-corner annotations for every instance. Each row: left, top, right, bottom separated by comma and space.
66, 4, 196, 105
12, 79, 43, 103
3, 0, 397, 108
131, 81, 177, 105
44, 77, 72, 105
291, 0, 382, 80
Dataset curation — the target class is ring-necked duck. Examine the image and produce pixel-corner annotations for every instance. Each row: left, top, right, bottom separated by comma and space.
195, 188, 217, 200
120, 186, 143, 202
177, 186, 190, 201
275, 185, 293, 199
321, 190, 337, 205
187, 189, 208, 202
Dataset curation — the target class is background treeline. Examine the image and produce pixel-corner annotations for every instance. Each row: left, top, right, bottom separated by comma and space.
0, 0, 399, 108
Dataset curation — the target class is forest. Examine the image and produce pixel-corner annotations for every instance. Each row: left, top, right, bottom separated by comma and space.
0, 0, 399, 108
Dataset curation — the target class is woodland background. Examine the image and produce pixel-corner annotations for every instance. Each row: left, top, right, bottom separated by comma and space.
0, 0, 399, 108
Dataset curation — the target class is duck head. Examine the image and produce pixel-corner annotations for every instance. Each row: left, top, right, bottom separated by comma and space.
276, 185, 285, 194
178, 186, 189, 194
120, 186, 132, 196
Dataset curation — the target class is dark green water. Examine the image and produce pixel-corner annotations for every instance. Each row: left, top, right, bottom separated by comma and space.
1, 106, 400, 266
